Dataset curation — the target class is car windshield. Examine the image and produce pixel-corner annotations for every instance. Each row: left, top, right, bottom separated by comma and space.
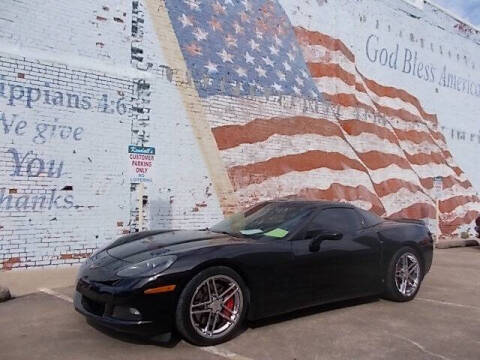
211, 202, 314, 239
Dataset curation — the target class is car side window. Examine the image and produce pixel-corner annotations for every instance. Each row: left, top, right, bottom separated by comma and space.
356, 208, 383, 227
306, 208, 363, 233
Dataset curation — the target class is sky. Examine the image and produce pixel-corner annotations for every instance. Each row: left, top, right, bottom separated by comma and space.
432, 0, 480, 27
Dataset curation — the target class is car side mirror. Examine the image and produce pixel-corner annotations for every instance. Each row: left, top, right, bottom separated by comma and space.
308, 230, 343, 252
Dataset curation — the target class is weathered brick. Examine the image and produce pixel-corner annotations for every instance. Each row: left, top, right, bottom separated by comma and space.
0, 0, 479, 269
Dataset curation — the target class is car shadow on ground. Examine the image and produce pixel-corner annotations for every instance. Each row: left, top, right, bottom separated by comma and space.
248, 296, 379, 329
85, 319, 182, 348
83, 296, 379, 347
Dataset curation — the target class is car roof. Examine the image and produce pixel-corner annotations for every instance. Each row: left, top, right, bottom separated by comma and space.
267, 199, 355, 209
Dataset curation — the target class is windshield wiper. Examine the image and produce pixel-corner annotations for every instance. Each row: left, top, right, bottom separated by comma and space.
212, 230, 247, 238
211, 230, 231, 235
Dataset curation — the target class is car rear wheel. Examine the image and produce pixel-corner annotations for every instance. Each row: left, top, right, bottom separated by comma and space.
383, 247, 423, 302
175, 266, 248, 346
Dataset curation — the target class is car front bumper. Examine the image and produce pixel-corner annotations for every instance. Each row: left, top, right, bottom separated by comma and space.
74, 277, 177, 337
74, 291, 164, 335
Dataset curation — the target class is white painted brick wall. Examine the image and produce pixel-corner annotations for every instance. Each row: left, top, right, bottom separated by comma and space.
0, 0, 224, 269
0, 0, 479, 269
0, 54, 135, 268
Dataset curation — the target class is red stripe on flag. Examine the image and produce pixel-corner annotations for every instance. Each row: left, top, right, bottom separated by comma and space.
212, 116, 343, 151
228, 151, 367, 189
297, 184, 385, 215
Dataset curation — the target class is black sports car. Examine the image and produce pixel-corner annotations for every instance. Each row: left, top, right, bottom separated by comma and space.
74, 200, 434, 346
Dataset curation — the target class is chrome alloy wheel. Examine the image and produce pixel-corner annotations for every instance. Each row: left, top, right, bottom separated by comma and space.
189, 275, 243, 339
394, 252, 420, 297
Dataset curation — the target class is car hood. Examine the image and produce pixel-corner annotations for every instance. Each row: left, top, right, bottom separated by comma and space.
383, 217, 425, 226
104, 229, 250, 263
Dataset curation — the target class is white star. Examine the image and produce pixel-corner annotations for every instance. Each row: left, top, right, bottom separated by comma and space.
233, 22, 244, 34
179, 14, 193, 28
242, 0, 252, 11
263, 56, 274, 67
212, 1, 226, 14
256, 29, 263, 39
310, 90, 318, 98
272, 82, 283, 92
269, 45, 279, 56
205, 61, 218, 74
218, 49, 233, 63
209, 18, 222, 32
293, 86, 301, 95
276, 71, 286, 81
240, 11, 249, 23
184, 0, 201, 11
185, 42, 202, 56
295, 76, 304, 86
193, 28, 208, 41
245, 51, 255, 64
283, 61, 292, 72
301, 69, 309, 78
255, 65, 267, 78
224, 0, 234, 5
225, 34, 238, 48
274, 35, 282, 47
250, 39, 260, 51
235, 66, 247, 77
287, 51, 295, 61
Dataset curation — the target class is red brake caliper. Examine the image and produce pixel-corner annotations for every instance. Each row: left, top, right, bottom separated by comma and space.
223, 297, 234, 317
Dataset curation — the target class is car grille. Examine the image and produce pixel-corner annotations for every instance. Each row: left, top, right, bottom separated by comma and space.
95, 279, 120, 286
81, 295, 106, 316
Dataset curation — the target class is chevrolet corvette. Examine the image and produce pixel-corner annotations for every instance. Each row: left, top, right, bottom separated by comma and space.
74, 200, 434, 345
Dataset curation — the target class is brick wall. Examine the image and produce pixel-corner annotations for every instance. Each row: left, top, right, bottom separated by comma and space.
1, 0, 479, 269
0, 54, 135, 268
0, 0, 224, 269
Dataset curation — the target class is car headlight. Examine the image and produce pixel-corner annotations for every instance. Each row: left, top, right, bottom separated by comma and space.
116, 255, 177, 278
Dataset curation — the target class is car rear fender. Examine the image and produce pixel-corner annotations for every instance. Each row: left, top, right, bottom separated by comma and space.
377, 223, 432, 277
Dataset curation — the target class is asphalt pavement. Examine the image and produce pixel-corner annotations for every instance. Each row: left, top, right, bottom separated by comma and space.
0, 247, 479, 360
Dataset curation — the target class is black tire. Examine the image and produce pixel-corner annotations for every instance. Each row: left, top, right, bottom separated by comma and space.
175, 266, 248, 346
383, 246, 423, 302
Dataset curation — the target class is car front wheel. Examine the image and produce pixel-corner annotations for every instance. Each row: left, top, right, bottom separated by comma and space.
383, 247, 423, 302
175, 266, 248, 346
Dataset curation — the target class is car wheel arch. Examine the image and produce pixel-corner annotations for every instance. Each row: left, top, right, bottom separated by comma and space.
396, 241, 425, 273
174, 264, 250, 345
380, 240, 425, 279
185, 260, 253, 312
382, 244, 424, 302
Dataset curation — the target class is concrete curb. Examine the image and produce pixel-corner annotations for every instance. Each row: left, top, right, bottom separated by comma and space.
436, 239, 480, 249
0, 286, 11, 303
0, 264, 80, 297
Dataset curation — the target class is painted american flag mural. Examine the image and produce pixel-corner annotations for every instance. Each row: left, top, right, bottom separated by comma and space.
164, 0, 480, 236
